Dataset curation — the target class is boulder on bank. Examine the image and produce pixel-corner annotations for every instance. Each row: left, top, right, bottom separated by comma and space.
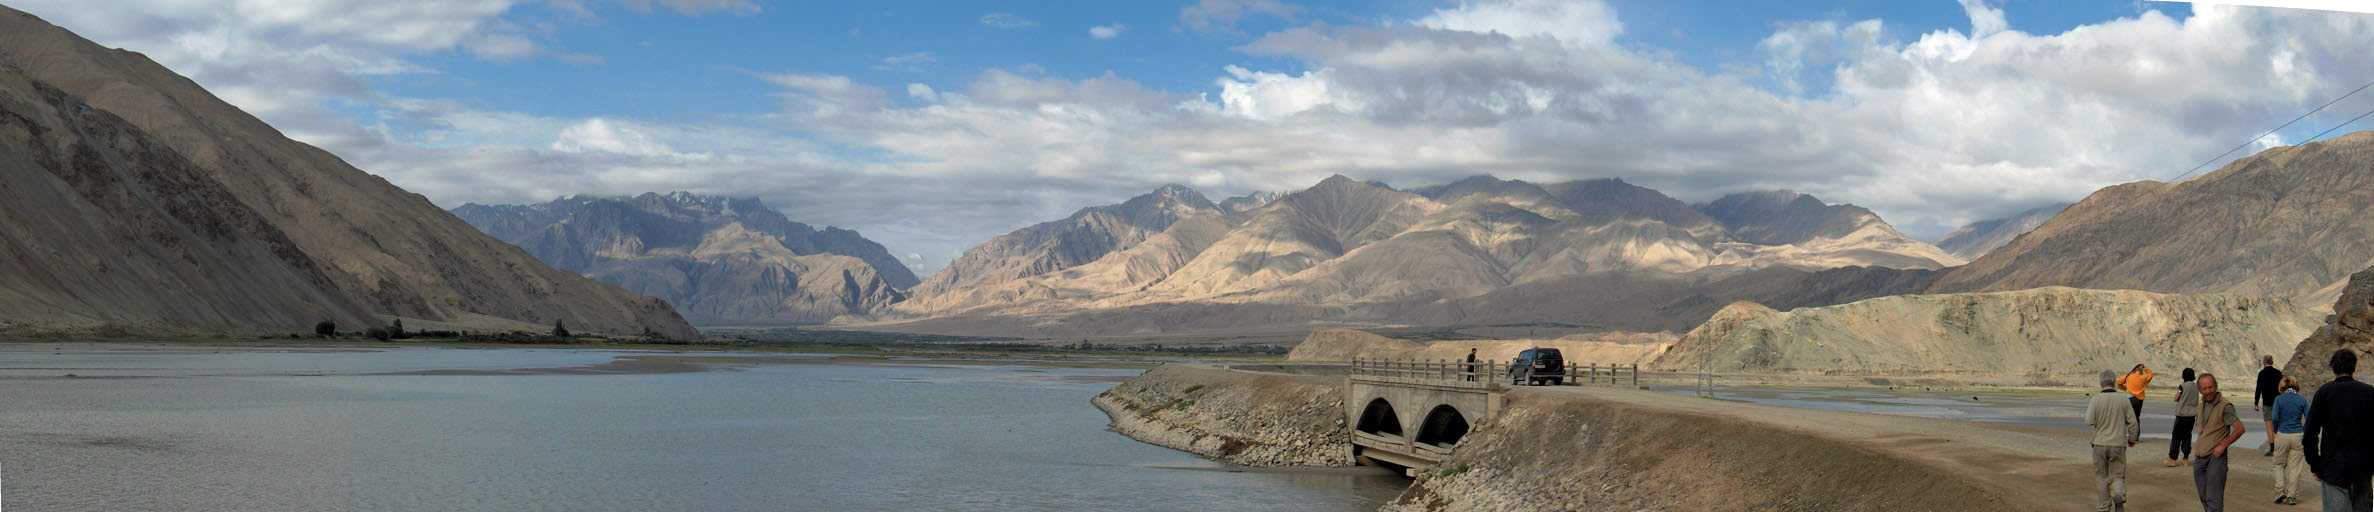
2287, 266, 2374, 389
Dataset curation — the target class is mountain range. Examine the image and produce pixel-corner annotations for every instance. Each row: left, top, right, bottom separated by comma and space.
0, 7, 694, 337
452, 193, 916, 326
878, 174, 1961, 335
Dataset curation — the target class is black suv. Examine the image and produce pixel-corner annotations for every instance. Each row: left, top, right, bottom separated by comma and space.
1508, 348, 1565, 386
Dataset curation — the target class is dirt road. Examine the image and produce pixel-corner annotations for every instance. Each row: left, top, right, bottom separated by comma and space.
1528, 386, 2307, 511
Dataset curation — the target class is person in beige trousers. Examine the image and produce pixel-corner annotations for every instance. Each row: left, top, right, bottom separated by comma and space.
2270, 376, 2310, 505
2089, 369, 2141, 511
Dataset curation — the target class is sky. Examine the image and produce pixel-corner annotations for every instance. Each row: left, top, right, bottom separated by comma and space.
12, 0, 2374, 275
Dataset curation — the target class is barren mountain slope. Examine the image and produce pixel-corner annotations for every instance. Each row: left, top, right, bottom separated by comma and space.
0, 8, 692, 337
1697, 190, 1871, 245
913, 185, 1218, 296
1148, 175, 1441, 298
890, 214, 1242, 317
453, 193, 914, 325
1933, 132, 2374, 303
1654, 288, 2318, 380
1934, 203, 2068, 260
1696, 190, 1963, 269
0, 66, 372, 333
1541, 178, 1723, 234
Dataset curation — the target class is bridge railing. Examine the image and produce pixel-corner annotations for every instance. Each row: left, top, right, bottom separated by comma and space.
1560, 362, 1641, 388
1349, 358, 1643, 388
1348, 358, 1500, 389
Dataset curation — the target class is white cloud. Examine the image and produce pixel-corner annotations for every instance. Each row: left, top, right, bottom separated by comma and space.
980, 13, 1035, 29
622, 0, 759, 16
1960, 0, 2008, 38
1418, 0, 1622, 47
1180, 0, 1300, 33
19, 0, 2374, 265
550, 118, 704, 159
1089, 24, 1126, 40
739, 0, 2374, 243
874, 51, 936, 72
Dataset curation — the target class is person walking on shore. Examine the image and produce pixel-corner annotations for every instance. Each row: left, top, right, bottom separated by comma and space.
2090, 369, 2142, 512
2192, 373, 2246, 512
2170, 368, 2202, 467
2272, 376, 2309, 505
2306, 349, 2374, 512
2120, 364, 2155, 421
2261, 355, 2287, 456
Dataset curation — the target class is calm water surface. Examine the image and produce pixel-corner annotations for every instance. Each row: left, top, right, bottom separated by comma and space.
0, 344, 1404, 511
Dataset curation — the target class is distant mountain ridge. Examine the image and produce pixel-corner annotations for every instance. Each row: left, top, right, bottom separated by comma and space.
0, 7, 695, 337
1934, 204, 2068, 260
878, 174, 1961, 335
453, 193, 916, 326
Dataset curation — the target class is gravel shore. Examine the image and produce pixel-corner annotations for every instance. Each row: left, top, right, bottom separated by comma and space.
1093, 365, 1352, 467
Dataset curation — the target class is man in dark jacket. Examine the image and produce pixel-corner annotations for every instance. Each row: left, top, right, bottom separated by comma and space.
2258, 355, 2285, 456
2306, 349, 2374, 512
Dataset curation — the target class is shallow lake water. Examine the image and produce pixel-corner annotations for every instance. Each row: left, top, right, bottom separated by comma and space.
0, 344, 1405, 511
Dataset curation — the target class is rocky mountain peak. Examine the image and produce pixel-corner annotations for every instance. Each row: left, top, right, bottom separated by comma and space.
1697, 190, 1882, 245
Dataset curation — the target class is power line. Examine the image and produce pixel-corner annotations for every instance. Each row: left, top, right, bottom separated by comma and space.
2302, 104, 2374, 147
2172, 76, 2374, 181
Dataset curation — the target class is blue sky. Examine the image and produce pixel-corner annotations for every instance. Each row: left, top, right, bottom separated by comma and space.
15, 0, 2373, 274
379, 1, 2193, 123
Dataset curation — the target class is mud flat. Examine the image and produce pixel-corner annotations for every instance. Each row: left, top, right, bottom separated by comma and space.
1093, 365, 1351, 467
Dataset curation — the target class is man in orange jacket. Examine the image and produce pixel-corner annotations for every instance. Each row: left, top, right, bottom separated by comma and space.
2117, 364, 2155, 421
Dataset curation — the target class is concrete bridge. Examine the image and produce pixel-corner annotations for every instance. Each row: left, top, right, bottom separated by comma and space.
1345, 359, 1504, 475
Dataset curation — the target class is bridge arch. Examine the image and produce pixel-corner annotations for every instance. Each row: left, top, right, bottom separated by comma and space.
1356, 398, 1404, 436
1414, 404, 1471, 447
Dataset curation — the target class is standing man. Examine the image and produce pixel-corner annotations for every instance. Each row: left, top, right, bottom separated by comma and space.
2272, 376, 2308, 506
2306, 349, 2374, 512
2090, 369, 2141, 512
2259, 355, 2286, 456
2120, 364, 2156, 421
1463, 348, 1479, 382
2169, 368, 2201, 467
2192, 373, 2246, 512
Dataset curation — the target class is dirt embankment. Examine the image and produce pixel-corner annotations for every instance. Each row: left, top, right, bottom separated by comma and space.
1385, 388, 2031, 511
1386, 385, 2305, 511
1286, 329, 1674, 366
1655, 287, 2318, 384
1092, 365, 1350, 466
